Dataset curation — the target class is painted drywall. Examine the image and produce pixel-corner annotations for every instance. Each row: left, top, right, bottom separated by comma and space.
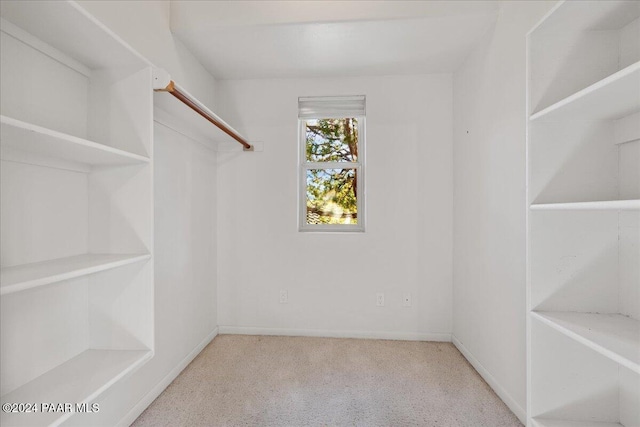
65, 2, 219, 426
171, 1, 498, 80
77, 0, 216, 109
216, 75, 453, 341
452, 0, 557, 422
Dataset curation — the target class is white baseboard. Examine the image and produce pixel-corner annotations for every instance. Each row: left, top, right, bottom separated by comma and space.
116, 327, 219, 427
451, 334, 526, 424
218, 325, 451, 342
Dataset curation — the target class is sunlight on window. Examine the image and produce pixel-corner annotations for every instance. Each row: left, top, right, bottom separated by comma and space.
306, 169, 357, 225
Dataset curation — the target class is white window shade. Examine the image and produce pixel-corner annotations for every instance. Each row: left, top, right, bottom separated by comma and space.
298, 96, 366, 119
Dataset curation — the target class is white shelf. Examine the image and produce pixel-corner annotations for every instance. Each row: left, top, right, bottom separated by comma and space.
0, 0, 149, 71
1, 253, 151, 295
532, 418, 622, 427
0, 349, 152, 427
530, 61, 640, 122
531, 0, 640, 35
0, 115, 150, 168
532, 311, 640, 374
530, 200, 640, 211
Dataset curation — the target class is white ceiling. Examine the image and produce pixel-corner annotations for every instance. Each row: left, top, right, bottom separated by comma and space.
170, 1, 499, 80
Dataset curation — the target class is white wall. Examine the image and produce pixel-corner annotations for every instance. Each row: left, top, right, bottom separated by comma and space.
66, 2, 219, 426
216, 74, 453, 341
45, 2, 561, 425
452, 0, 556, 422
77, 0, 216, 109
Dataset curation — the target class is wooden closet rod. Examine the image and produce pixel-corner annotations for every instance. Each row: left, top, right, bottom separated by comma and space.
155, 80, 253, 151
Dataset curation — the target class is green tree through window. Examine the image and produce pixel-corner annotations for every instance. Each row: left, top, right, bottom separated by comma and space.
305, 118, 359, 224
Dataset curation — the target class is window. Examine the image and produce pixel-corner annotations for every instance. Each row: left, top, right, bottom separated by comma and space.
298, 96, 365, 231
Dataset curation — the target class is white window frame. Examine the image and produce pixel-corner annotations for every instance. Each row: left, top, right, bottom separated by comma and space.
298, 101, 365, 232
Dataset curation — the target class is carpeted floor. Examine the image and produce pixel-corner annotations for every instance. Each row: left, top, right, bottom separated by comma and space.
132, 335, 522, 427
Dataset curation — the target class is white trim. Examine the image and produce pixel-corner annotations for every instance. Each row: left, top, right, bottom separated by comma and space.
115, 327, 219, 427
530, 199, 640, 211
525, 28, 533, 427
299, 95, 366, 103
299, 115, 366, 232
452, 335, 526, 424
298, 95, 366, 119
304, 161, 360, 170
218, 326, 451, 342
68, 0, 153, 69
526, 0, 565, 37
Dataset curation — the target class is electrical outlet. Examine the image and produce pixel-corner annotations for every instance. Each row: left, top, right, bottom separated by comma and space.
279, 289, 288, 304
403, 293, 411, 307
376, 293, 384, 307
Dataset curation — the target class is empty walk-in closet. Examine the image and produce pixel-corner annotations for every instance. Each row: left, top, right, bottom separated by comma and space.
0, 1, 638, 426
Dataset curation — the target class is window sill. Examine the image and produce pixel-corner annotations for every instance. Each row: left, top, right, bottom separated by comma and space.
299, 225, 365, 233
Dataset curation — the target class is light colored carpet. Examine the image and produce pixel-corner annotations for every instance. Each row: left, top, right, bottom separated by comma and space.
132, 335, 522, 427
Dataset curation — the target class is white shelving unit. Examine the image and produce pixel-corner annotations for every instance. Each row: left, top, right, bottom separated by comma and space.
530, 61, 640, 122
0, 2, 154, 425
1, 350, 152, 427
1, 253, 151, 295
527, 1, 640, 426
1, 116, 150, 170
530, 200, 640, 211
532, 311, 640, 374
